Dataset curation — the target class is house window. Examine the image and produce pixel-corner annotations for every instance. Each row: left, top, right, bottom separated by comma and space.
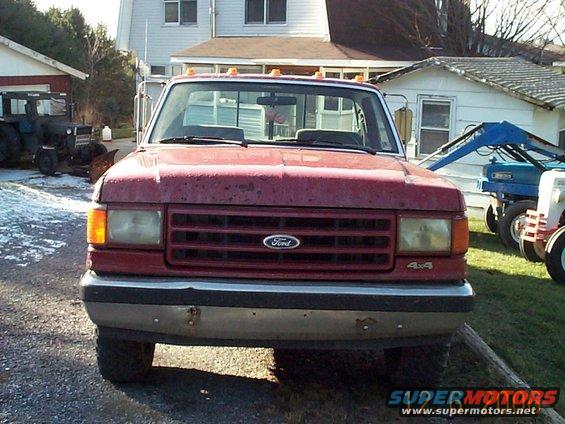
245, 0, 286, 24
164, 0, 197, 25
151, 65, 167, 76
267, 0, 286, 23
418, 98, 453, 155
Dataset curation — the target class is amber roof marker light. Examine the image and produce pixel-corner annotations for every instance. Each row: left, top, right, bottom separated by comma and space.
269, 68, 282, 77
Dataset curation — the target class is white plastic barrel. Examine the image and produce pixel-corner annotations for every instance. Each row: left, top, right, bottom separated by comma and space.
102, 125, 112, 142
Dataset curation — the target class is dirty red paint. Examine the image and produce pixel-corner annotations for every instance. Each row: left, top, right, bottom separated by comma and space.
99, 146, 465, 212
87, 248, 466, 282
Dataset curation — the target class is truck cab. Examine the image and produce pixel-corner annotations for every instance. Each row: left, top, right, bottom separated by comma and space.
80, 71, 473, 385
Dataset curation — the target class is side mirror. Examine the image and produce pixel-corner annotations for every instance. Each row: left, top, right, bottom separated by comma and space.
394, 107, 413, 143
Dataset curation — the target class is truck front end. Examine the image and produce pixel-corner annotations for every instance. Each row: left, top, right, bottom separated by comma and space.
80, 73, 473, 384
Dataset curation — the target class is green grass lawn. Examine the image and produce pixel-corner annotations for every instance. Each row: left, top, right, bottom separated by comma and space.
111, 127, 134, 140
466, 218, 564, 411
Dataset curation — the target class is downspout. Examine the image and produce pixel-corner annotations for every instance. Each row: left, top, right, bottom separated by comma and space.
210, 0, 217, 38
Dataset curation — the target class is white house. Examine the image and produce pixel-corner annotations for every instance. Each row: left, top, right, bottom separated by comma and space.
376, 57, 565, 209
0, 35, 87, 94
116, 0, 432, 99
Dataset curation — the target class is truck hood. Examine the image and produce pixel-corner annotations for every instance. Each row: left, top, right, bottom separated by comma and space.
99, 146, 464, 211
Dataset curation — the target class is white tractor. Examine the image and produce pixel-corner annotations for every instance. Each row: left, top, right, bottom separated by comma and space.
520, 170, 565, 283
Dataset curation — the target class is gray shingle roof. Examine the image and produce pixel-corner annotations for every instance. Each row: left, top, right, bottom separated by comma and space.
375, 57, 565, 110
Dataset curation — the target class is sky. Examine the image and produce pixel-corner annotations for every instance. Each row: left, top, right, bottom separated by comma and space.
33, 0, 120, 37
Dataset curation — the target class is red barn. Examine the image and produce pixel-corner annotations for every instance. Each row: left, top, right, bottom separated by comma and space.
0, 35, 87, 95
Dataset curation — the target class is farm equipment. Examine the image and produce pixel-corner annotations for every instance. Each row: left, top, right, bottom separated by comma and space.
521, 170, 565, 283
419, 121, 565, 250
0, 91, 108, 175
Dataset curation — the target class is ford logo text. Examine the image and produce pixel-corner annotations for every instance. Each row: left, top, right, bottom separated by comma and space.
263, 235, 301, 250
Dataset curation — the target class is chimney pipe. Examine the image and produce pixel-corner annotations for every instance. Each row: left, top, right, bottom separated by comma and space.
210, 0, 217, 38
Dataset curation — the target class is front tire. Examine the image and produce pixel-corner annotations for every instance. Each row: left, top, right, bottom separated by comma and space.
519, 235, 543, 263
92, 142, 108, 158
36, 148, 58, 176
545, 227, 565, 284
484, 205, 498, 233
385, 342, 450, 387
498, 201, 537, 250
96, 333, 155, 383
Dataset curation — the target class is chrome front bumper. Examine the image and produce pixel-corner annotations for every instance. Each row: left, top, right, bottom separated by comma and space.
80, 271, 474, 346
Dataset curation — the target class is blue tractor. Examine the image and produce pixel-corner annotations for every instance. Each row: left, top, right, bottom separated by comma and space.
419, 121, 565, 250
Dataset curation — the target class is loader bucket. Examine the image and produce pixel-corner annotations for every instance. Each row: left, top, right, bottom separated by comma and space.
90, 149, 118, 183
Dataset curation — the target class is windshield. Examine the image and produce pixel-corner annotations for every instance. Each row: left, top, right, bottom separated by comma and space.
148, 82, 399, 154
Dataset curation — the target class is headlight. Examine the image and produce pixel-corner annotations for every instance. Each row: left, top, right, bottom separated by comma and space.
108, 210, 162, 246
398, 218, 451, 253
66, 128, 72, 135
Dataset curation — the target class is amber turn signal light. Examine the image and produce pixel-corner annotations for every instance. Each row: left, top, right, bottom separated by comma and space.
452, 216, 469, 255
87, 208, 107, 245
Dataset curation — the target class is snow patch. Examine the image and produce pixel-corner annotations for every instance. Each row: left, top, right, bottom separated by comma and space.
0, 176, 91, 267
0, 169, 91, 189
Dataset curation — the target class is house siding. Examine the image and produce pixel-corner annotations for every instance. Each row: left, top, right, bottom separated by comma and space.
215, 0, 329, 38
0, 44, 66, 77
128, 0, 212, 68
126, 0, 330, 71
380, 67, 563, 210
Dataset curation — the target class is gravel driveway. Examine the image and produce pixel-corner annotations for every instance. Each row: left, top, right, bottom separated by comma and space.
1, 171, 479, 423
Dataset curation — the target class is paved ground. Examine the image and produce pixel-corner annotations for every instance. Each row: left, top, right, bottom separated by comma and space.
0, 169, 496, 423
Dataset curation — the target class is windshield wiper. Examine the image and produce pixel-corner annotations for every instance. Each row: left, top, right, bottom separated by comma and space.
268, 139, 377, 155
158, 136, 247, 147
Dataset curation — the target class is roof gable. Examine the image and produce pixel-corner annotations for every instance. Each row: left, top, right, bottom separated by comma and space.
0, 35, 87, 80
375, 57, 565, 110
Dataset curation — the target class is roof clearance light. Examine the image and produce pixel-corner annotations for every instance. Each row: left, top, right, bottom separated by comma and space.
227, 67, 238, 76
270, 68, 282, 77
186, 67, 197, 76
314, 71, 324, 79
354, 74, 365, 83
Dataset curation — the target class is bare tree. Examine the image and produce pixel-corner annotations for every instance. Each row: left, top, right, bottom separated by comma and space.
382, 0, 564, 60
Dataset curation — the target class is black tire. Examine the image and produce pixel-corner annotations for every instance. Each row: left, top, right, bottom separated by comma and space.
92, 142, 108, 158
0, 124, 22, 166
519, 235, 543, 263
96, 333, 155, 383
36, 148, 58, 176
484, 205, 498, 233
76, 144, 94, 165
384, 342, 450, 387
498, 201, 537, 250
545, 227, 565, 284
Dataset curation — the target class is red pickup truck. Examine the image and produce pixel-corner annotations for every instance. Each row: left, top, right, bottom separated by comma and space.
80, 72, 473, 386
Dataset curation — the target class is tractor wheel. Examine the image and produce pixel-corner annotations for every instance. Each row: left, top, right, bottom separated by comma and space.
545, 227, 565, 284
36, 148, 58, 176
77, 144, 94, 165
519, 235, 543, 263
484, 205, 498, 233
0, 124, 22, 167
91, 142, 108, 159
498, 200, 537, 250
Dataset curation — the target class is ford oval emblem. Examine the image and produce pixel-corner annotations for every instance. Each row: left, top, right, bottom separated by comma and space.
263, 235, 301, 250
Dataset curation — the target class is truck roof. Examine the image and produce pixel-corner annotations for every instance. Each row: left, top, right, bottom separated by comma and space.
169, 72, 380, 90
0, 91, 68, 100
